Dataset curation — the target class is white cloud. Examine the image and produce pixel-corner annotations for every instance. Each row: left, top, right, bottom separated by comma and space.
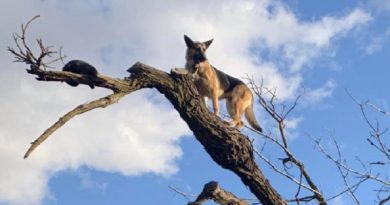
365, 27, 390, 54
252, 7, 372, 72
77, 169, 108, 192
283, 116, 304, 140
303, 80, 337, 105
0, 0, 372, 204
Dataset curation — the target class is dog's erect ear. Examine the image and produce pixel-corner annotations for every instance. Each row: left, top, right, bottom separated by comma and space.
184, 35, 194, 48
203, 38, 213, 49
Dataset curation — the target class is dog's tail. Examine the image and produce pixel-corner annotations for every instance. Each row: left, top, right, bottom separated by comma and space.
245, 104, 263, 133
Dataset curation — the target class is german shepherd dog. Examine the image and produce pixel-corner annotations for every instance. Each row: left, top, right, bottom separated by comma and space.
184, 35, 263, 132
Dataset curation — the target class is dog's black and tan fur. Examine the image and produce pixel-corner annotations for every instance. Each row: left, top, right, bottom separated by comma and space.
184, 35, 263, 132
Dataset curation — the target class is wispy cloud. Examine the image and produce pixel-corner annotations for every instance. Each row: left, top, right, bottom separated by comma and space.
303, 80, 337, 105
0, 0, 372, 204
78, 169, 108, 192
248, 7, 372, 72
284, 116, 304, 139
365, 27, 390, 54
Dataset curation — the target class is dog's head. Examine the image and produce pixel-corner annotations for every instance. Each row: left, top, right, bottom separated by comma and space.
184, 35, 213, 65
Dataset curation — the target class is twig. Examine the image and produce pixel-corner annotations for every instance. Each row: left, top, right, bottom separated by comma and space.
379, 194, 390, 205
7, 15, 65, 70
313, 137, 390, 186
253, 149, 317, 194
286, 195, 316, 203
294, 171, 304, 205
333, 137, 361, 204
366, 102, 390, 116
347, 91, 390, 161
168, 185, 196, 201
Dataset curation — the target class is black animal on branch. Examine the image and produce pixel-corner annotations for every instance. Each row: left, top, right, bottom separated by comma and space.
62, 60, 98, 89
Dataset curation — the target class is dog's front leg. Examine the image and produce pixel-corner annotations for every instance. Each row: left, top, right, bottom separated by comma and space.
212, 92, 219, 116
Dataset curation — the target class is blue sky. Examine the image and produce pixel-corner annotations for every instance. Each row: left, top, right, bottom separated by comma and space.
0, 0, 389, 205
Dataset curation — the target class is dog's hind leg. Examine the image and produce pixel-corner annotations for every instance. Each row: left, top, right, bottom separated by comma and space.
226, 99, 243, 128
